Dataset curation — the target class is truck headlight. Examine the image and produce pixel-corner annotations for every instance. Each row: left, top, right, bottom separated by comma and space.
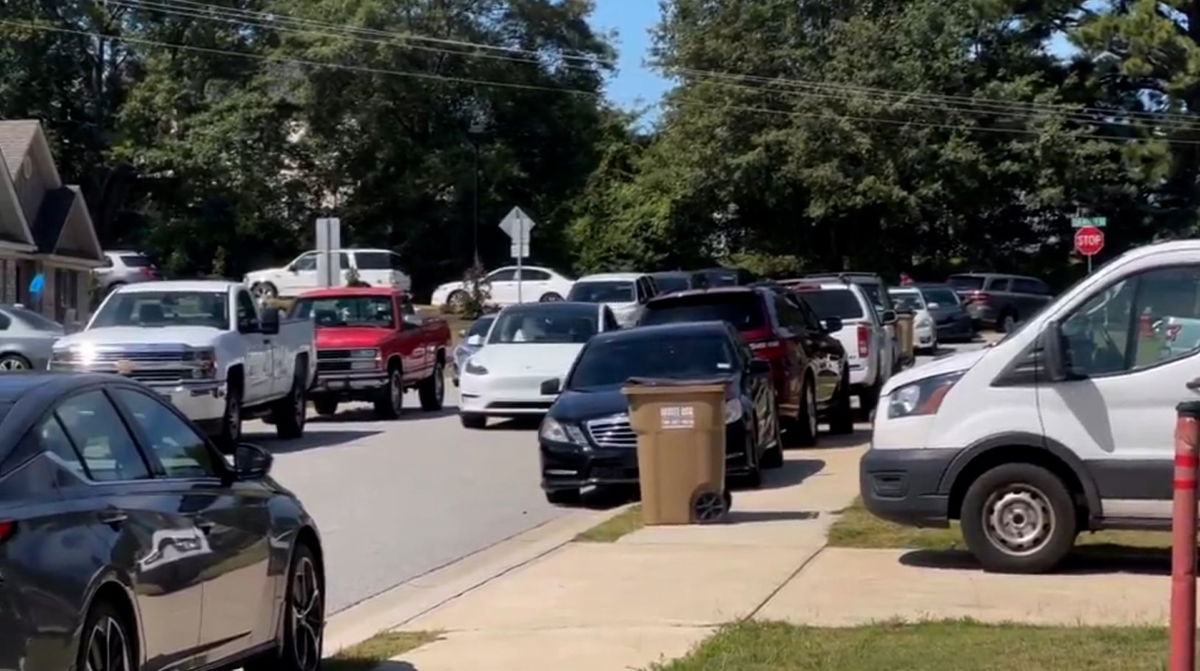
888, 372, 964, 419
188, 348, 217, 379
724, 398, 743, 424
350, 349, 380, 359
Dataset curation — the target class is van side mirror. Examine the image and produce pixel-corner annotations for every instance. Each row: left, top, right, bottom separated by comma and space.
881, 310, 898, 325
540, 378, 562, 395
823, 317, 844, 333
1041, 321, 1068, 382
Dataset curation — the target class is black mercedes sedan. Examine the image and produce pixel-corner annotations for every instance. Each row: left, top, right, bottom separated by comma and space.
0, 373, 324, 671
537, 321, 782, 504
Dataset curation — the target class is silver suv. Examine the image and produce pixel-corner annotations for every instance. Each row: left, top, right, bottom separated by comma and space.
94, 250, 160, 292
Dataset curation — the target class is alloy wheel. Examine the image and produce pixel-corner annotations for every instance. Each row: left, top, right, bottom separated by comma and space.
289, 556, 324, 671
982, 484, 1055, 557
84, 615, 132, 671
0, 356, 29, 371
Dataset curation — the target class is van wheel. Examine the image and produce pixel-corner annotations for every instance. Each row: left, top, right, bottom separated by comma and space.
828, 367, 854, 435
960, 463, 1077, 573
373, 367, 404, 420
76, 599, 135, 671
418, 361, 445, 411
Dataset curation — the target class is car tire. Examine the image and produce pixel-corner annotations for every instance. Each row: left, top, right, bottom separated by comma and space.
784, 378, 818, 447
251, 281, 278, 300
859, 374, 882, 416
447, 290, 468, 312
373, 367, 404, 420
313, 397, 338, 416
828, 367, 854, 435
539, 292, 563, 302
418, 361, 445, 411
247, 542, 324, 671
0, 353, 32, 372
460, 412, 487, 429
760, 415, 784, 468
545, 488, 581, 505
959, 463, 1077, 574
76, 599, 136, 671
272, 368, 307, 439
217, 383, 243, 453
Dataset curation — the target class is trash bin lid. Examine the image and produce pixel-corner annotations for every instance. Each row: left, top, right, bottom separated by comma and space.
621, 376, 732, 396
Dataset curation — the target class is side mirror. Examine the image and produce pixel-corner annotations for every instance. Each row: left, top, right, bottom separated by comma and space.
259, 307, 281, 335
540, 378, 562, 395
881, 310, 898, 325
466, 334, 484, 347
823, 317, 844, 333
233, 443, 273, 480
1041, 321, 1068, 382
748, 359, 771, 375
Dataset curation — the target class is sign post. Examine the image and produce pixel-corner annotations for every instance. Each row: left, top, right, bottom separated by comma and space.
499, 207, 536, 303
1074, 225, 1105, 274
315, 217, 342, 288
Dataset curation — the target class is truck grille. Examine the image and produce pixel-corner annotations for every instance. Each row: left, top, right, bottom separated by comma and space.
586, 414, 637, 449
51, 345, 198, 382
317, 349, 378, 374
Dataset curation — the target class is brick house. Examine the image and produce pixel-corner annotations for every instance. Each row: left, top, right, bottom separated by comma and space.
0, 120, 104, 328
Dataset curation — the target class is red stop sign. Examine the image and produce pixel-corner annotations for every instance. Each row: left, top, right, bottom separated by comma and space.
1075, 226, 1105, 257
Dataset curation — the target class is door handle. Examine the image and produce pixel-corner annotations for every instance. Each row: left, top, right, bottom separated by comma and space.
97, 510, 128, 527
1188, 378, 1200, 391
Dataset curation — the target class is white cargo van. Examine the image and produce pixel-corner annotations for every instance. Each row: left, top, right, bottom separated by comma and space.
862, 240, 1200, 572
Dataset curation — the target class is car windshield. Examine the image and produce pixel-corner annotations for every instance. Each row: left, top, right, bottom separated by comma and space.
794, 289, 864, 320
489, 306, 598, 344
92, 291, 229, 329
569, 334, 735, 390
568, 281, 635, 303
949, 275, 985, 291
293, 296, 394, 328
641, 293, 765, 330
889, 291, 925, 312
922, 288, 961, 307
466, 316, 495, 339
653, 275, 690, 293
8, 305, 62, 331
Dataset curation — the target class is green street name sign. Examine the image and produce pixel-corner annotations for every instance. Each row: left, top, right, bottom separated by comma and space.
1072, 216, 1107, 228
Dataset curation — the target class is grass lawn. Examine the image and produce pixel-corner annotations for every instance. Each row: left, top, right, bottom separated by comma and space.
575, 505, 644, 542
648, 620, 1168, 671
324, 631, 442, 671
828, 498, 1173, 556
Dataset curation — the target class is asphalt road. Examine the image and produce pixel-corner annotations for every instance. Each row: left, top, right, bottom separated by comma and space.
245, 388, 576, 614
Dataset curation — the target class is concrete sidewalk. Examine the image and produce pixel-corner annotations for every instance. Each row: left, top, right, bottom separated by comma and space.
392, 439, 867, 671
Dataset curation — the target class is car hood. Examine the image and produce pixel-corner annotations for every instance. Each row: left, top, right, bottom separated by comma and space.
881, 347, 989, 395
469, 343, 584, 377
316, 327, 391, 349
56, 326, 222, 350
549, 387, 627, 423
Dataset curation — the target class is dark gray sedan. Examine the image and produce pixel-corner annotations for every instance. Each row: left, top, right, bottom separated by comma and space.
0, 373, 324, 671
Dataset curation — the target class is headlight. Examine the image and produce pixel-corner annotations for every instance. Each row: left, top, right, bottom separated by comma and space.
465, 359, 489, 376
184, 348, 217, 379
539, 417, 588, 446
724, 398, 743, 424
887, 372, 965, 419
350, 349, 379, 359
916, 316, 933, 328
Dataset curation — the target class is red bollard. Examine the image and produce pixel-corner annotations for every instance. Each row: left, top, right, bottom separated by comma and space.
1170, 401, 1200, 671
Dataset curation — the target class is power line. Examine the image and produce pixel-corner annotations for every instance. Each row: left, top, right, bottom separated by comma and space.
6, 19, 1200, 146
130, 0, 1200, 128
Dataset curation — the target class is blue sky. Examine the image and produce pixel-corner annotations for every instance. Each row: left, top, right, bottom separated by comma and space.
589, 1, 671, 120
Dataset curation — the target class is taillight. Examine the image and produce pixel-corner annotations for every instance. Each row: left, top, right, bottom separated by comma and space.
0, 520, 15, 543
966, 290, 991, 304
749, 339, 782, 351
857, 324, 869, 358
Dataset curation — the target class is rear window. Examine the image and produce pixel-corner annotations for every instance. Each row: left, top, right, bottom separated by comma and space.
641, 293, 765, 330
948, 275, 985, 291
1012, 278, 1048, 295
795, 290, 864, 320
653, 275, 690, 294
921, 288, 960, 307
120, 255, 153, 268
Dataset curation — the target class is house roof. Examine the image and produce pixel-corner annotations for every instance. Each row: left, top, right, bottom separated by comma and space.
0, 121, 39, 178
32, 187, 74, 253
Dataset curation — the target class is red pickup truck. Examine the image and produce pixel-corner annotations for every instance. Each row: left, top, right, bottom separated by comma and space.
292, 287, 450, 419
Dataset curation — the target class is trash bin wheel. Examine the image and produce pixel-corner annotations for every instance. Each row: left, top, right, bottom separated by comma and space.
693, 490, 730, 524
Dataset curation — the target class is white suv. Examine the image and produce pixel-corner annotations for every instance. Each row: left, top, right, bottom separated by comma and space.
567, 272, 657, 327
863, 240, 1200, 573
790, 281, 897, 412
244, 249, 412, 299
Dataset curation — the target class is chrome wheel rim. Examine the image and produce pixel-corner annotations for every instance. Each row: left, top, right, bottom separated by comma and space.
390, 372, 402, 412
982, 484, 1054, 557
0, 357, 28, 371
289, 556, 323, 671
84, 615, 131, 671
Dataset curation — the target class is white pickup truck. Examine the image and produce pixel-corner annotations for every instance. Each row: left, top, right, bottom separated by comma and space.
50, 281, 317, 448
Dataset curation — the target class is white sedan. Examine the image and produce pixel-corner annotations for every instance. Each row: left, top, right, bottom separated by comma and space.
431, 266, 575, 310
458, 302, 618, 428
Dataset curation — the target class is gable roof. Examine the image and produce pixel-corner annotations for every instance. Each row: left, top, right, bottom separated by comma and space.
31, 185, 103, 264
32, 187, 74, 253
0, 121, 39, 178
0, 145, 34, 249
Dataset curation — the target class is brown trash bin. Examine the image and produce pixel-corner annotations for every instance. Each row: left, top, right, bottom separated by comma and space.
895, 311, 915, 364
622, 377, 732, 525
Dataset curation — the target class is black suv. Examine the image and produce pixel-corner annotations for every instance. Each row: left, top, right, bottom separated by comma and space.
639, 286, 852, 444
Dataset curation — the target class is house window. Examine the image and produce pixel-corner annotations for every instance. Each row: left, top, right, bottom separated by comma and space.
55, 268, 79, 323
